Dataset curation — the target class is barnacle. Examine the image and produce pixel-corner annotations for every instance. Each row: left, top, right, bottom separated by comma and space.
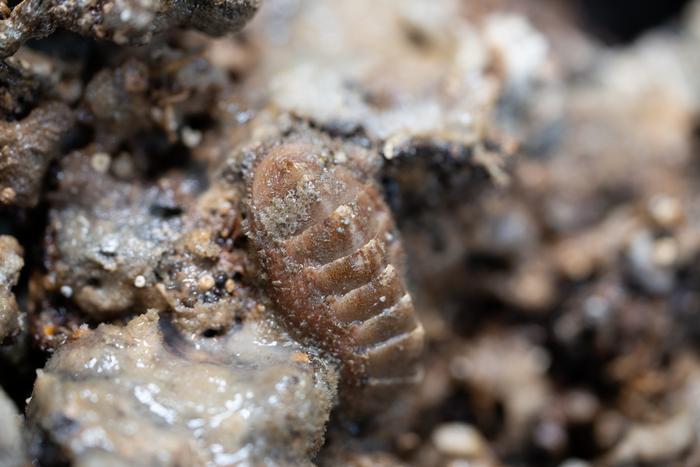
246, 141, 425, 397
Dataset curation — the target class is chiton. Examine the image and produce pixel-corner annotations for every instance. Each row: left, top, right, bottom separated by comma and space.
246, 142, 424, 392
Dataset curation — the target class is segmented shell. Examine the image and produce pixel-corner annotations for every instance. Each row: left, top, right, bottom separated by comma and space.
247, 142, 424, 391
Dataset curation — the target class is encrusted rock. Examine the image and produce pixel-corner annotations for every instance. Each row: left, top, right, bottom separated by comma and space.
0, 102, 73, 207
0, 387, 27, 467
27, 310, 337, 466
43, 152, 188, 324
0, 0, 261, 58
0, 235, 23, 342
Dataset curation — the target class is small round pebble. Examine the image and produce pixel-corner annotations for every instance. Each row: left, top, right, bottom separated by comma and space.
432, 422, 485, 458
198, 274, 216, 291
0, 187, 16, 204
181, 127, 202, 148
60, 285, 73, 298
91, 152, 111, 174
648, 194, 682, 228
133, 275, 146, 288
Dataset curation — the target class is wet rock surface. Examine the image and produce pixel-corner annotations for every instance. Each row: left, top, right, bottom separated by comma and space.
0, 103, 73, 207
2, 0, 700, 465
27, 310, 337, 466
42, 151, 195, 323
0, 387, 27, 467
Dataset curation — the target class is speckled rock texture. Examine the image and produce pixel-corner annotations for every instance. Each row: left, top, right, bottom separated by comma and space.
0, 0, 261, 58
0, 103, 73, 207
0, 236, 23, 343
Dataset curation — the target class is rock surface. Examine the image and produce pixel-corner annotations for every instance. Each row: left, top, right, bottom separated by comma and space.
0, 387, 27, 467
0, 236, 23, 342
0, 103, 73, 207
27, 310, 337, 466
0, 0, 261, 58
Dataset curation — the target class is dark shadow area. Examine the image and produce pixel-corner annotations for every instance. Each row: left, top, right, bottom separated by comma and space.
571, 0, 692, 44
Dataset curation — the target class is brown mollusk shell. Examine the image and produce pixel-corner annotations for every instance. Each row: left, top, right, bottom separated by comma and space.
246, 142, 424, 393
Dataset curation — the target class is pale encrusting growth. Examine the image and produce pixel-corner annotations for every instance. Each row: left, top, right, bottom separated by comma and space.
0, 235, 23, 342
26, 311, 337, 466
0, 386, 26, 466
